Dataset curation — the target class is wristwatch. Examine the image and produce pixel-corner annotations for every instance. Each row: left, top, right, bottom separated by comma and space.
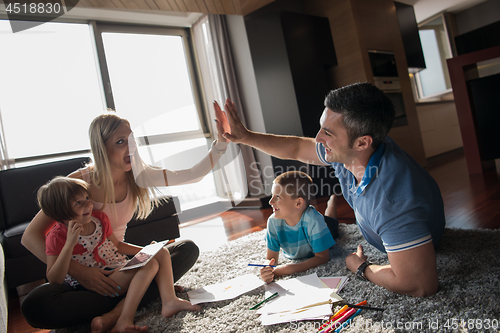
356, 261, 372, 280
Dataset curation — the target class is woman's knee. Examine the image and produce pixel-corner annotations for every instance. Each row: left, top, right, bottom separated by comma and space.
21, 283, 71, 328
22, 282, 120, 329
180, 240, 200, 260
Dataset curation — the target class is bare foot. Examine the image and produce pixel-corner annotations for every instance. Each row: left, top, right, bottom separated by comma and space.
110, 322, 148, 333
92, 298, 124, 333
91, 312, 119, 333
161, 298, 201, 318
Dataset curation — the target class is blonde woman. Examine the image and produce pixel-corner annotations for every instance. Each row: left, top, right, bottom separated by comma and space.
21, 106, 229, 331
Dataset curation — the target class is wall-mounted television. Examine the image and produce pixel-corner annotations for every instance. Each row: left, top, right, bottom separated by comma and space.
368, 50, 398, 77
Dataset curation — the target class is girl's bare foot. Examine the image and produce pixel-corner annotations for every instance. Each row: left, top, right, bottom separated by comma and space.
161, 298, 201, 318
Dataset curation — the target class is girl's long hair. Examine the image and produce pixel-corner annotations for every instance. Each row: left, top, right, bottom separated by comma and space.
88, 113, 160, 219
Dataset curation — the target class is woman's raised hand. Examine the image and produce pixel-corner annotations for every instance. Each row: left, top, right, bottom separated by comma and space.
213, 100, 230, 144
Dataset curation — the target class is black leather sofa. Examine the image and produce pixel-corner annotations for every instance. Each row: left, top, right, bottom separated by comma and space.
0, 157, 181, 290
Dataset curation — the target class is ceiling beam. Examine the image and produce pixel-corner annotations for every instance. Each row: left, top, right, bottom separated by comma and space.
71, 0, 275, 15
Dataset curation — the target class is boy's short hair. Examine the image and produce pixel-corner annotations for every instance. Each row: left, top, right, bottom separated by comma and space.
273, 171, 313, 205
37, 176, 90, 223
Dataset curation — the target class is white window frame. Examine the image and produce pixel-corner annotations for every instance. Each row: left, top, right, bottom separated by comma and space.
0, 15, 212, 166
412, 13, 454, 101
92, 21, 211, 150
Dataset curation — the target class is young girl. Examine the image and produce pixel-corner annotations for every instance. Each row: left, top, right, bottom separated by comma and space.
38, 176, 200, 333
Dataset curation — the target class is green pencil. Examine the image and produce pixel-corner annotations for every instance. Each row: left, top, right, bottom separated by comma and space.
249, 292, 279, 310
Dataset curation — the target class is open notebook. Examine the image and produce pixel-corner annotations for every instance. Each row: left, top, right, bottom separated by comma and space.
119, 240, 169, 271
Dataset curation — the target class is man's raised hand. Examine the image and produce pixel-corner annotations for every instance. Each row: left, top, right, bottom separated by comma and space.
217, 98, 251, 144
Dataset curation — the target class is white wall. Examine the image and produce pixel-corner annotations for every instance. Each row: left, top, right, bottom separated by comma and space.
416, 101, 463, 158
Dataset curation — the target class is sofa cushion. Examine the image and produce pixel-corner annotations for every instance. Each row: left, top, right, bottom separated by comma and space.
125, 197, 181, 246
0, 222, 32, 258
0, 157, 90, 230
127, 196, 181, 228
125, 215, 180, 246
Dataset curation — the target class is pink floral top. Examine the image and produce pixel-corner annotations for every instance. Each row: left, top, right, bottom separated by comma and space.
46, 211, 128, 287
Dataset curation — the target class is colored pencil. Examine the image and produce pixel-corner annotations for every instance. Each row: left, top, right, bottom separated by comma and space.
248, 263, 277, 268
249, 292, 279, 310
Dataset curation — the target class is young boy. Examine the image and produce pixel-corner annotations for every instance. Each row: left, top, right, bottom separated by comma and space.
260, 171, 338, 283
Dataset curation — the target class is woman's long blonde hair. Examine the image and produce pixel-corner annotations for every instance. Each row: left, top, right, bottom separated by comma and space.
88, 113, 159, 219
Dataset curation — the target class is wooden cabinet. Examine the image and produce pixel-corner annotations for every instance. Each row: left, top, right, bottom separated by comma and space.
303, 0, 427, 166
244, 0, 340, 194
394, 1, 426, 72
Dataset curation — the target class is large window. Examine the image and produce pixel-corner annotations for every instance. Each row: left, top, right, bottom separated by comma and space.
0, 20, 102, 163
0, 19, 217, 209
413, 14, 453, 99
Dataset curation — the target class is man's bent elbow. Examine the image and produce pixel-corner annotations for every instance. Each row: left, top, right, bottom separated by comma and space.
409, 278, 439, 297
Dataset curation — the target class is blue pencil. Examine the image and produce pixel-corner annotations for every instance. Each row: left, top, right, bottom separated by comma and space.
248, 263, 277, 268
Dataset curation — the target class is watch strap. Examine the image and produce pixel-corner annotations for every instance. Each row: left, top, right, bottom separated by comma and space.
356, 261, 372, 280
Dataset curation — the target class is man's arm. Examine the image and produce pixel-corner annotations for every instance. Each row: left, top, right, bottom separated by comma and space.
221, 99, 325, 165
346, 243, 439, 297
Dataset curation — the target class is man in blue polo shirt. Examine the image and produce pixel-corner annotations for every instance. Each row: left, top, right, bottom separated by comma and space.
219, 82, 445, 297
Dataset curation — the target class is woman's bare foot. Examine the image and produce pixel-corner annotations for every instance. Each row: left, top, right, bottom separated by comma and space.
91, 311, 120, 333
161, 298, 201, 318
325, 194, 338, 219
91, 298, 125, 333
110, 323, 148, 333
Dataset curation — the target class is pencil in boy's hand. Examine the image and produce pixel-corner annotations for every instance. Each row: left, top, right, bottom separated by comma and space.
248, 263, 277, 268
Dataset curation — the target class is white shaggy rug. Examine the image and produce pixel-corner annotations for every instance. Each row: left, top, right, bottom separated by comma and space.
59, 223, 500, 332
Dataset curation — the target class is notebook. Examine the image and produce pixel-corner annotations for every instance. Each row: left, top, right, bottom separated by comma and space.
119, 240, 169, 271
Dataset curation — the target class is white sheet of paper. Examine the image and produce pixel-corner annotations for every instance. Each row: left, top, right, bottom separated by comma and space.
257, 273, 342, 315
187, 274, 264, 305
119, 240, 169, 271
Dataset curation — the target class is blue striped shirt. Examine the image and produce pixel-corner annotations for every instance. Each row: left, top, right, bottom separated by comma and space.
316, 137, 445, 253
266, 206, 335, 259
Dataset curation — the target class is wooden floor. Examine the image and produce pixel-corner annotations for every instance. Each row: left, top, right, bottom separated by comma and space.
7, 151, 500, 332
